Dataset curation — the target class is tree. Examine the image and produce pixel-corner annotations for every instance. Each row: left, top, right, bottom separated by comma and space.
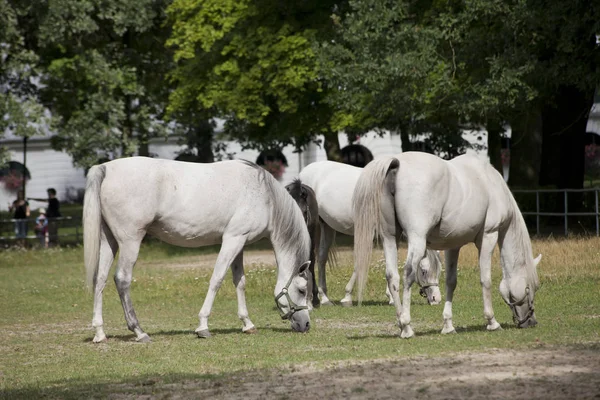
0, 1, 49, 163
33, 0, 175, 169
319, 0, 539, 157
166, 0, 346, 160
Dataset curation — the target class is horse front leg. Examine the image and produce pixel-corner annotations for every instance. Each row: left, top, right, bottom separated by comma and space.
317, 222, 335, 305
92, 225, 117, 343
114, 239, 148, 342
197, 235, 247, 338
442, 248, 460, 334
230, 251, 257, 333
478, 232, 501, 331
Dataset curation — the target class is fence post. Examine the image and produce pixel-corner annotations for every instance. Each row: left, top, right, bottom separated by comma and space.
594, 189, 600, 236
536, 191, 540, 235
564, 191, 568, 236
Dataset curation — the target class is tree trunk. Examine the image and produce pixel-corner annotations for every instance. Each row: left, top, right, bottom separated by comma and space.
196, 133, 214, 163
486, 120, 503, 173
508, 106, 543, 188
399, 123, 412, 152
540, 86, 594, 189
138, 130, 149, 157
323, 130, 342, 161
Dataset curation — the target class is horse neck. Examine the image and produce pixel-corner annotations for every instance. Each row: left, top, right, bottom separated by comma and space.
499, 197, 538, 287
268, 183, 311, 288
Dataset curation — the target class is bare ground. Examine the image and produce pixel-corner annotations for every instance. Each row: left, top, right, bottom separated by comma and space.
107, 346, 600, 399
125, 248, 600, 399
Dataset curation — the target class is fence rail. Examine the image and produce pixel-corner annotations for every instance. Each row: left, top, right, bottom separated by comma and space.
1, 187, 598, 247
0, 216, 81, 247
513, 188, 600, 236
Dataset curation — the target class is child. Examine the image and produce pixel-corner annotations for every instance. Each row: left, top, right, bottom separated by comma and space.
34, 208, 49, 248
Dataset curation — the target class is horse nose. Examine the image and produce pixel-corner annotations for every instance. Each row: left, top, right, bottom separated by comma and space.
305, 321, 310, 331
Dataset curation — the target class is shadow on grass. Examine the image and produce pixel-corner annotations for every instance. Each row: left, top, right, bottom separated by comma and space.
4, 342, 599, 400
82, 326, 303, 343
345, 322, 520, 340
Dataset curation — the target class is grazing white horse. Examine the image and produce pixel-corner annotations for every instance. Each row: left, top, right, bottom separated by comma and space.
84, 157, 311, 343
299, 160, 442, 306
354, 152, 541, 338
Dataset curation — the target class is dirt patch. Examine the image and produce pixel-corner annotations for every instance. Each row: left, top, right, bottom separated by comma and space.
110, 346, 600, 399
141, 250, 278, 270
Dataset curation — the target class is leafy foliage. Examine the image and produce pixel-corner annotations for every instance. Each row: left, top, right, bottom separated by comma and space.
167, 0, 342, 153
37, 0, 174, 168
0, 1, 50, 162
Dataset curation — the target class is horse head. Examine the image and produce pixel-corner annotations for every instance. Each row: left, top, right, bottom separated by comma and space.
285, 179, 313, 224
499, 254, 541, 328
275, 261, 311, 332
416, 250, 443, 305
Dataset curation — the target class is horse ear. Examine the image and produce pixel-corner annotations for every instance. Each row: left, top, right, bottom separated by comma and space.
300, 187, 308, 199
298, 261, 311, 275
533, 254, 542, 268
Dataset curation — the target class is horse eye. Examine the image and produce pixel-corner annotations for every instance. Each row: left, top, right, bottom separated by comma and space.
299, 289, 306, 296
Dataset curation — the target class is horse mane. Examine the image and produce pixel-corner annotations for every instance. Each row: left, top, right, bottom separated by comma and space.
241, 161, 311, 266
502, 183, 540, 290
414, 249, 442, 287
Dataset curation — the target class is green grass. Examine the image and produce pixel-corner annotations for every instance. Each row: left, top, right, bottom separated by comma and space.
1, 238, 599, 398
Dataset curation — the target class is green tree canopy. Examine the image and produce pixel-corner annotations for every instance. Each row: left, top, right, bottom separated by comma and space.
0, 1, 49, 163
167, 0, 346, 158
36, 0, 174, 169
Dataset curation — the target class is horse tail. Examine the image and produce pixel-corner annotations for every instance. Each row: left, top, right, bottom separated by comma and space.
84, 165, 106, 291
353, 157, 400, 304
327, 239, 339, 270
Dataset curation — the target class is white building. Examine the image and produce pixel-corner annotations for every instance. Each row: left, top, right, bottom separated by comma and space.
0, 127, 494, 212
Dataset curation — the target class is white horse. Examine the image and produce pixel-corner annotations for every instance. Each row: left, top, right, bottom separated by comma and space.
353, 152, 541, 338
299, 160, 442, 306
84, 157, 312, 343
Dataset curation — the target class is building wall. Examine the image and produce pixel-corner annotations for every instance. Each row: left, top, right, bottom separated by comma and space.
0, 130, 473, 212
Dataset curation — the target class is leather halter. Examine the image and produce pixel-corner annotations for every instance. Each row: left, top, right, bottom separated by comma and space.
275, 264, 309, 320
504, 285, 534, 326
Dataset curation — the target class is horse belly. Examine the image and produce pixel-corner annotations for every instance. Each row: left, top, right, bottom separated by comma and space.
426, 214, 484, 249
147, 221, 226, 247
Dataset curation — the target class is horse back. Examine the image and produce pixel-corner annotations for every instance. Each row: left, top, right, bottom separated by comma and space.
299, 161, 361, 235
98, 157, 271, 246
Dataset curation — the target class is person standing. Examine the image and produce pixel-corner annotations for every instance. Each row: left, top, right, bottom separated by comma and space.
28, 188, 61, 246
8, 190, 30, 247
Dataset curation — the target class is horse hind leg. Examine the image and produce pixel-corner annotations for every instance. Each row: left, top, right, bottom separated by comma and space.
114, 238, 149, 342
308, 223, 319, 309
400, 237, 427, 339
231, 251, 257, 333
92, 223, 117, 343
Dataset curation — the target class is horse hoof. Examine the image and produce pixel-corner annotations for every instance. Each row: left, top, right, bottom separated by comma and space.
487, 322, 502, 331
441, 327, 456, 335
388, 300, 395, 306
243, 327, 258, 334
136, 334, 151, 343
340, 300, 352, 307
92, 335, 108, 343
196, 329, 211, 338
400, 326, 414, 339
321, 300, 334, 306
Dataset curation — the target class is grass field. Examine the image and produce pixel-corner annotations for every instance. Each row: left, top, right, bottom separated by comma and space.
1, 237, 599, 398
